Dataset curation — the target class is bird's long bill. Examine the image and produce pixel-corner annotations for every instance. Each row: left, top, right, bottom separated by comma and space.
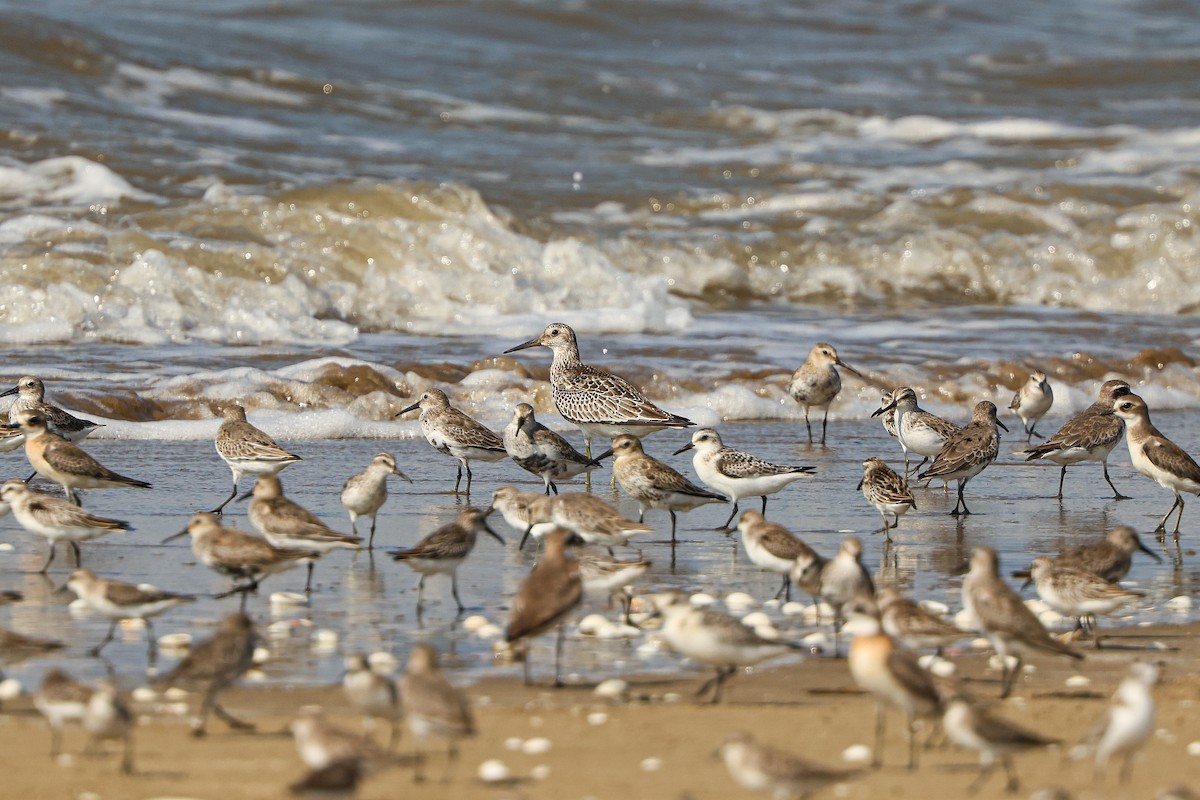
503, 336, 541, 354
672, 442, 695, 455
396, 402, 420, 417
589, 448, 614, 465
393, 467, 414, 483
1019, 576, 1033, 591
996, 418, 1010, 432
1140, 542, 1164, 562
855, 479, 864, 491
482, 521, 505, 545
871, 399, 897, 417
161, 529, 188, 544
0, 386, 16, 398
836, 359, 866, 379
0, 421, 18, 430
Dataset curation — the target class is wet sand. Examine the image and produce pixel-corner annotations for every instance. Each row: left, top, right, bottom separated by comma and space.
1, 621, 1196, 800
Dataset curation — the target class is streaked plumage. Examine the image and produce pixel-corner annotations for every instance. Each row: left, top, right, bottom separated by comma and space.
942, 693, 1059, 793
736, 510, 819, 602
876, 587, 965, 653
397, 388, 505, 495
249, 475, 361, 592
1080, 661, 1158, 784
2, 376, 102, 442
503, 402, 607, 494
1114, 393, 1200, 537
717, 731, 859, 798
611, 433, 727, 541
857, 458, 915, 537
1023, 379, 1132, 499
342, 654, 400, 748
1009, 370, 1053, 441
390, 507, 504, 614
877, 390, 898, 438
157, 611, 257, 735
1013, 526, 1161, 584
675, 427, 814, 529
65, 567, 194, 664
340, 452, 411, 548
1, 479, 129, 572
505, 528, 583, 687
1028, 556, 1144, 648
788, 342, 863, 445
213, 403, 301, 513
917, 400, 1006, 516
521, 491, 653, 552
873, 386, 961, 476
401, 644, 475, 782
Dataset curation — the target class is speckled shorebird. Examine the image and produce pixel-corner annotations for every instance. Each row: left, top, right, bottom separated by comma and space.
1, 480, 129, 572
342, 654, 400, 748
82, 682, 134, 774
34, 667, 93, 762
717, 731, 860, 798
857, 458, 916, 538
487, 485, 544, 536
917, 401, 1007, 516
942, 691, 1059, 793
1114, 393, 1200, 537
1012, 526, 1161, 584
788, 342, 864, 445
397, 388, 506, 496
1082, 661, 1158, 785
818, 537, 876, 657
164, 512, 315, 606
1009, 370, 1053, 441
504, 323, 694, 458
961, 547, 1083, 697
248, 475, 361, 593
736, 510, 820, 602
877, 390, 898, 439
2, 376, 103, 442
503, 402, 609, 495
651, 591, 800, 703
157, 611, 257, 736
521, 491, 654, 553
389, 507, 504, 614
675, 428, 814, 529
212, 404, 301, 514
65, 567, 194, 665
1023, 379, 1132, 500
0, 626, 63, 678
505, 528, 583, 687
340, 453, 411, 548
401, 643, 476, 783
35, 670, 134, 773
611, 434, 726, 541
1028, 556, 1144, 648
844, 596, 943, 769
577, 551, 651, 625
876, 587, 966, 653
873, 387, 961, 477
4, 410, 150, 505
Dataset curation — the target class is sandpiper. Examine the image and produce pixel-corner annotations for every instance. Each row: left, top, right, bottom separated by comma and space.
2, 376, 103, 442
877, 390, 898, 438
0, 626, 63, 677
520, 491, 653, 552
0, 417, 25, 454
1012, 525, 1161, 584
1, 480, 129, 572
65, 567, 194, 665
917, 400, 1007, 516
342, 654, 400, 748
157, 611, 257, 736
4, 410, 151, 505
788, 342, 864, 445
389, 507, 504, 614
857, 458, 916, 538
961, 547, 1083, 697
717, 731, 859, 798
488, 485, 544, 536
292, 705, 387, 771
212, 403, 301, 514
736, 510, 820, 601
873, 387, 961, 476
401, 643, 476, 783
1114, 393, 1200, 537
34, 667, 93, 762
504, 528, 583, 687
1028, 556, 1144, 648
1009, 370, 1053, 441
397, 388, 506, 495
577, 551, 651, 625
248, 475, 361, 592
675, 428, 814, 529
651, 591, 800, 703
611, 434, 726, 541
340, 452, 411, 548
504, 322, 693, 457
844, 597, 942, 769
503, 402, 608, 494
1081, 661, 1158, 784
876, 587, 966, 653
818, 537, 875, 657
942, 691, 1059, 793
83, 682, 134, 774
164, 512, 316, 606
1023, 379, 1132, 499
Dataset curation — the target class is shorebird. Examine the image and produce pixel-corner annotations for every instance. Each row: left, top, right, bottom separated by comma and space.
717, 731, 859, 798
857, 458, 916, 537
788, 342, 864, 445
1080, 661, 1159, 784
961, 547, 1083, 697
487, 485, 543, 536
503, 402, 608, 494
1009, 370, 1053, 441
818, 537, 875, 657
0, 418, 25, 454
397, 388, 506, 495
1, 480, 129, 572
4, 410, 151, 505
844, 597, 943, 769
504, 322, 693, 458
651, 591, 801, 703
877, 390, 898, 439
577, 551, 651, 625
2, 376, 103, 442
1027, 556, 1144, 648
876, 587, 966, 653
342, 654, 400, 748
736, 510, 820, 601
83, 682, 134, 774
872, 386, 960, 477
520, 491, 653, 552
942, 691, 1059, 793
340, 452, 411, 548
65, 567, 194, 665
247, 475, 361, 592
164, 512, 316, 606
157, 611, 257, 736
504, 528, 582, 687
212, 403, 301, 514
389, 507, 504, 614
674, 428, 814, 529
1012, 525, 1161, 584
917, 400, 1007, 515
401, 643, 476, 782
1023, 379, 1132, 500
1114, 393, 1200, 537
611, 434, 726, 541
292, 705, 387, 771
0, 626, 63, 678
34, 667, 93, 762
